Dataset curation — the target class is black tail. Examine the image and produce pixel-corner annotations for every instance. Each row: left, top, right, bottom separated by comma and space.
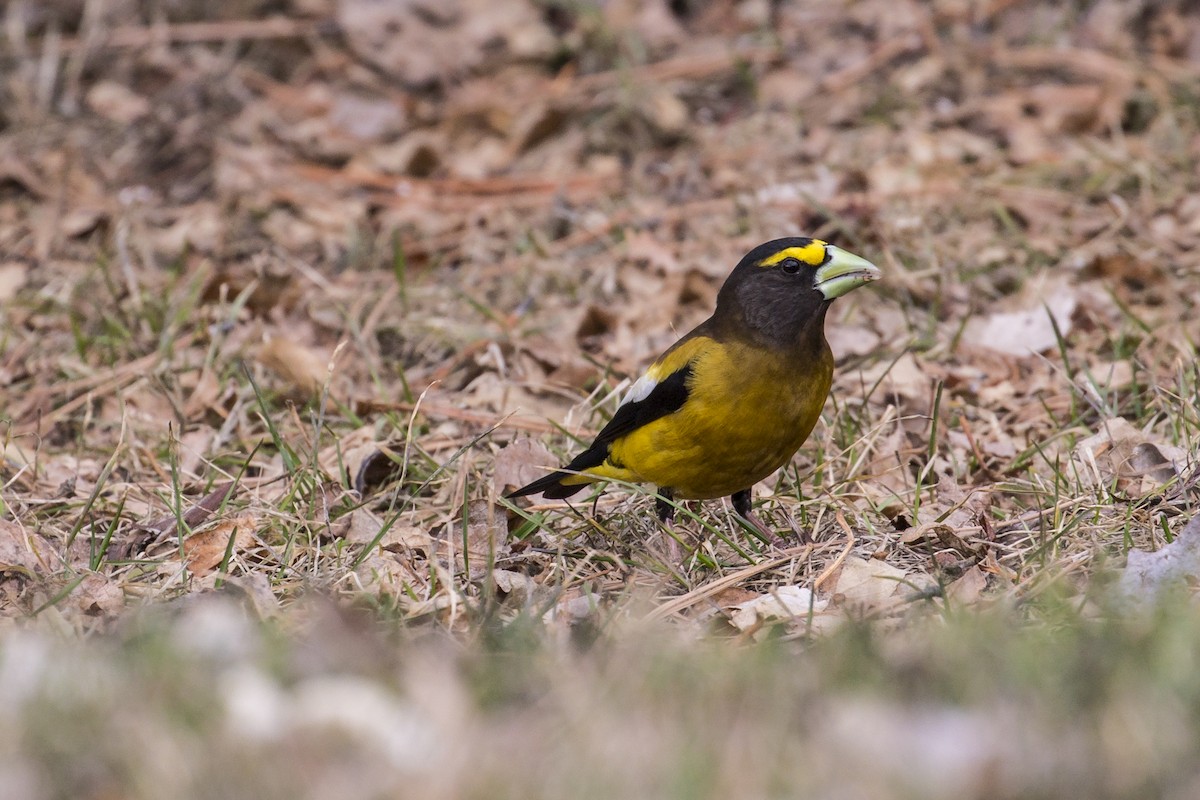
505, 443, 608, 500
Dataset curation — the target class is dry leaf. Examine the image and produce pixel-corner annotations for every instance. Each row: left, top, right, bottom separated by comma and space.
338, 0, 555, 88
223, 573, 282, 619
830, 556, 908, 610
493, 438, 559, 496
256, 337, 329, 397
1117, 514, 1200, 607
0, 262, 27, 302
492, 569, 538, 604
184, 515, 257, 576
68, 573, 125, 617
1072, 417, 1185, 496
436, 500, 510, 579
854, 352, 930, 402
902, 474, 991, 552
946, 564, 988, 604
354, 553, 425, 597
542, 590, 602, 626
86, 80, 151, 124
729, 585, 827, 632
961, 277, 1077, 356
0, 519, 61, 576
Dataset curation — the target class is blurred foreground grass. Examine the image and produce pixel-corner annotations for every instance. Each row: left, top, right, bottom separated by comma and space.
5, 588, 1200, 800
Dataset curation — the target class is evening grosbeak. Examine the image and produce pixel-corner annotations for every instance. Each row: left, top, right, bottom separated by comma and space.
508, 237, 881, 539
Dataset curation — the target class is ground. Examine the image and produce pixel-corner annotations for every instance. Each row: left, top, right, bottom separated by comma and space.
1, 0, 1199, 797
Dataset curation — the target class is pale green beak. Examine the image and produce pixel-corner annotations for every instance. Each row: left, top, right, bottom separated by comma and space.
814, 246, 882, 300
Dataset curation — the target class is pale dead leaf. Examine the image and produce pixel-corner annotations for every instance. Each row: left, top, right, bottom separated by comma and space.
1117, 514, 1200, 607
855, 352, 929, 402
946, 565, 988, 605
729, 585, 827, 632
182, 367, 222, 420
624, 232, 680, 273
637, 88, 688, 140
830, 556, 908, 609
0, 262, 28, 301
223, 572, 282, 619
902, 474, 991, 552
336, 508, 430, 553
256, 337, 329, 397
961, 277, 1077, 356
827, 324, 883, 361
0, 519, 62, 575
338, 0, 555, 88
542, 590, 601, 627
492, 569, 538, 604
184, 514, 257, 576
178, 427, 215, 478
435, 499, 509, 580
355, 553, 426, 597
68, 573, 125, 617
327, 93, 407, 141
86, 80, 150, 124
493, 438, 558, 496
1072, 416, 1185, 496
362, 131, 443, 177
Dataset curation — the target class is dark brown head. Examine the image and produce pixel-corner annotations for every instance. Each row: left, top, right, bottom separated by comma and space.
712, 237, 881, 350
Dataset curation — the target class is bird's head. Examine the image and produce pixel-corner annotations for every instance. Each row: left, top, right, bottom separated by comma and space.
716, 237, 882, 346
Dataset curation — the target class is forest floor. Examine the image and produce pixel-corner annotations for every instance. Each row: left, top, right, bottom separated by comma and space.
1, 1, 1199, 797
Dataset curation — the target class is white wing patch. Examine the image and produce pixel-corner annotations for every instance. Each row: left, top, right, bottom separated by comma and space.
620, 371, 659, 407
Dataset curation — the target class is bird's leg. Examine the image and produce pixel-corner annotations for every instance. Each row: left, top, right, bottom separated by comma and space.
655, 488, 675, 524
731, 489, 810, 544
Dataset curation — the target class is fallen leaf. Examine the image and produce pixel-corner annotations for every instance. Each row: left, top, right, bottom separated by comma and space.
68, 573, 125, 617
492, 569, 538, 604
436, 499, 510, 579
256, 337, 329, 398
1117, 514, 1200, 607
493, 438, 558, 496
854, 352, 930, 403
338, 0, 555, 88
184, 515, 257, 576
86, 80, 151, 124
0, 519, 61, 576
1072, 417, 1185, 496
0, 262, 28, 301
729, 585, 827, 632
830, 556, 909, 610
961, 277, 1077, 356
946, 564, 988, 604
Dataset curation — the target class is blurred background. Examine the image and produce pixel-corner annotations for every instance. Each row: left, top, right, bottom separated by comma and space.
2, 1, 1200, 798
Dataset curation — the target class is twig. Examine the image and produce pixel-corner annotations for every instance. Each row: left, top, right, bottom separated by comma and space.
812, 511, 857, 593
354, 398, 585, 437
54, 16, 321, 54
644, 544, 813, 622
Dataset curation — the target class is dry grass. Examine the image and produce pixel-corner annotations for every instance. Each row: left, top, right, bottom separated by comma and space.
1, 0, 1200, 796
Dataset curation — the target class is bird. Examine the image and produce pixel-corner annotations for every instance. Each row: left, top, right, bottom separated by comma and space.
506, 236, 881, 542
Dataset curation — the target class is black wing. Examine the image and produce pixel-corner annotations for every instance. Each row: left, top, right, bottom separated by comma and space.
506, 364, 693, 500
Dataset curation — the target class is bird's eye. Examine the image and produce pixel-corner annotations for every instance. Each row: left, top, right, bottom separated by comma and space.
779, 258, 801, 274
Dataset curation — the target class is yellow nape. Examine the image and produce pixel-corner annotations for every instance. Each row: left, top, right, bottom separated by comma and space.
758, 241, 828, 268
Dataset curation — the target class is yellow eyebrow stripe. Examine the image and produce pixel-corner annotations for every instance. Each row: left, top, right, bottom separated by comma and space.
758, 241, 828, 267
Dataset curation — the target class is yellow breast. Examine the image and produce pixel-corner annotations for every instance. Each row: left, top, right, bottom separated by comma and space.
604, 340, 833, 499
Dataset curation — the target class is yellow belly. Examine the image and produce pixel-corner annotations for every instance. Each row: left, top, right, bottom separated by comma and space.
599, 341, 833, 499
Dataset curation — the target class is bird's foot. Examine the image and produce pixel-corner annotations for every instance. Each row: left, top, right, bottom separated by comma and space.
731, 489, 812, 546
